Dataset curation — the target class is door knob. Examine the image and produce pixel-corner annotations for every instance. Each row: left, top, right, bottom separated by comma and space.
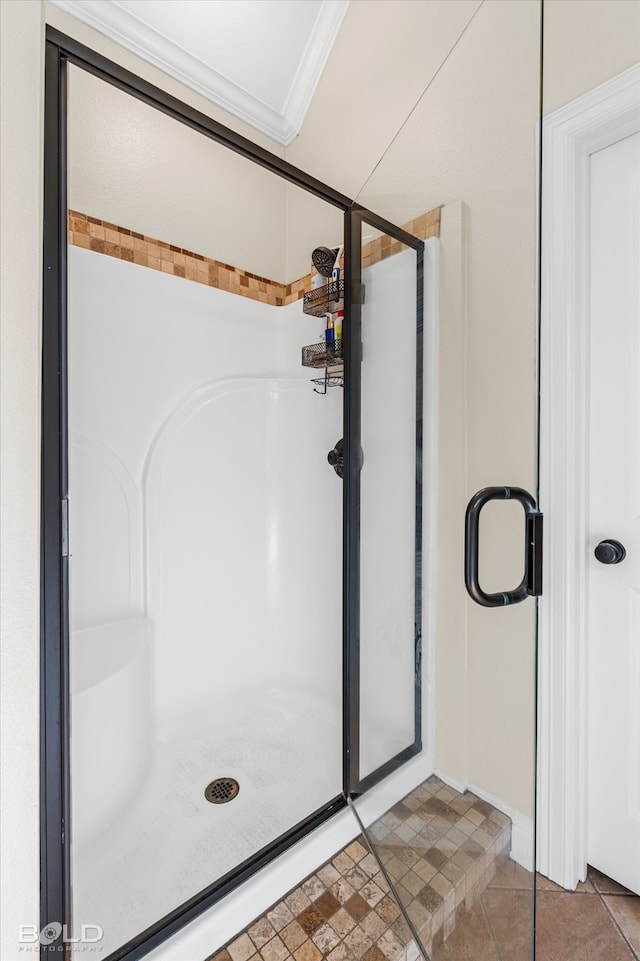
594, 539, 626, 564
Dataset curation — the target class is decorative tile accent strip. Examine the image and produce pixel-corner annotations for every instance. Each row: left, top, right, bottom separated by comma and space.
68, 207, 441, 307
68, 211, 297, 307
205, 836, 425, 961
361, 208, 442, 270
367, 775, 511, 958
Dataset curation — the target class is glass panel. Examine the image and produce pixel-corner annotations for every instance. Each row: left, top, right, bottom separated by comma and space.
66, 64, 345, 958
356, 220, 422, 786
348, 2, 542, 960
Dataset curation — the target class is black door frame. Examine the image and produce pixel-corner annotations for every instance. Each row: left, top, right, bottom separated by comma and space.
41, 28, 425, 961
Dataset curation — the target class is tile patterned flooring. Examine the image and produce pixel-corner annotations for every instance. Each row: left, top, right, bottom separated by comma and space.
207, 837, 422, 961
366, 776, 511, 956
433, 859, 640, 961
536, 864, 640, 961
206, 774, 640, 961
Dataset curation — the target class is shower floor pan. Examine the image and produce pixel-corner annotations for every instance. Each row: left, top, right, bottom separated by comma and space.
71, 691, 342, 959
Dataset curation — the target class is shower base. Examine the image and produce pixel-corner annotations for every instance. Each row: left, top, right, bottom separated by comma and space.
71, 691, 342, 959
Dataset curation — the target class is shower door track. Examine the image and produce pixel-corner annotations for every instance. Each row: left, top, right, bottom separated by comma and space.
41, 28, 423, 961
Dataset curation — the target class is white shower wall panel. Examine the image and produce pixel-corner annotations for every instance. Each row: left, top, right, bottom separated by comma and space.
146, 377, 343, 720
68, 248, 342, 727
69, 249, 285, 486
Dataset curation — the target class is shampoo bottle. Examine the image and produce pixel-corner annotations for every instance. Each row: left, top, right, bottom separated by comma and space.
325, 314, 335, 353
335, 309, 343, 353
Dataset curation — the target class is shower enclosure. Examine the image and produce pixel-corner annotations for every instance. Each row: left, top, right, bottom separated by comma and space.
41, 7, 543, 961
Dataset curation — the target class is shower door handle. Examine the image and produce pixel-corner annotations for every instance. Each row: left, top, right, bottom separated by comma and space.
464, 486, 543, 607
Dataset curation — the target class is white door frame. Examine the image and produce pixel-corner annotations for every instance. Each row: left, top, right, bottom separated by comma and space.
538, 63, 640, 889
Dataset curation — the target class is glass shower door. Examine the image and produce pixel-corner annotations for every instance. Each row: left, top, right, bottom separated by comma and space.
345, 3, 543, 959
344, 209, 424, 794
62, 60, 347, 961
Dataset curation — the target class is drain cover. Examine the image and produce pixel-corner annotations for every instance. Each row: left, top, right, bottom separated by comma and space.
204, 777, 240, 804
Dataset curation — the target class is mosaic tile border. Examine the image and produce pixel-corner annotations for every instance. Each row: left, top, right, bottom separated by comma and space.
206, 836, 424, 961
68, 207, 441, 308
68, 211, 302, 307
361, 209, 441, 269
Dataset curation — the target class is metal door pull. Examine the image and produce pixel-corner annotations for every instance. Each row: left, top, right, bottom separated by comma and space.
464, 486, 543, 607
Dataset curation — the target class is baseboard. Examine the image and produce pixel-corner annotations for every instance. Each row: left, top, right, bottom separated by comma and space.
435, 770, 534, 871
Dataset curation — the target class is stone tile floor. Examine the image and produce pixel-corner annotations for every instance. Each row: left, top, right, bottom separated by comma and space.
205, 771, 639, 961
207, 837, 422, 961
205, 835, 640, 961
366, 775, 511, 955
433, 859, 640, 961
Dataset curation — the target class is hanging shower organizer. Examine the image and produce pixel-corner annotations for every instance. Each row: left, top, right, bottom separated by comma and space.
301, 278, 345, 394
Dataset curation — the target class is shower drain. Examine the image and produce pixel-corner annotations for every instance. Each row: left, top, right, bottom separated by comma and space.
204, 777, 240, 804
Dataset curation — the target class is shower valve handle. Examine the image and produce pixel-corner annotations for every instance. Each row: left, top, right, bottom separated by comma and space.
327, 438, 344, 478
327, 439, 364, 479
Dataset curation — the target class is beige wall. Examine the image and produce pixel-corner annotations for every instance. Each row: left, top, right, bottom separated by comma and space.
352, 0, 638, 821
51, 2, 302, 282
50, 0, 640, 282
544, 0, 640, 113
57, 0, 485, 284
287, 0, 482, 198
68, 66, 290, 281
432, 0, 638, 816
348, 0, 541, 819
349, 0, 637, 821
0, 3, 44, 958
284, 0, 482, 270
1, 0, 639, 955
58, 9, 347, 284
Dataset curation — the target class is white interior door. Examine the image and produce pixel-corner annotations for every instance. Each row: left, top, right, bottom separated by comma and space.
587, 129, 640, 895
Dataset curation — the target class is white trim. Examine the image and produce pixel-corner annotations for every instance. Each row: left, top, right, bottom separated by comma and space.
538, 64, 640, 889
282, 1, 350, 142
510, 812, 535, 872
49, 0, 349, 146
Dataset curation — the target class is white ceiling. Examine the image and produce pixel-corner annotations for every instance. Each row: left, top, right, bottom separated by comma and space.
50, 0, 350, 144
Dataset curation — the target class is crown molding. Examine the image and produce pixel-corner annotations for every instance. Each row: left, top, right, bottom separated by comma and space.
49, 0, 349, 146
281, 0, 349, 142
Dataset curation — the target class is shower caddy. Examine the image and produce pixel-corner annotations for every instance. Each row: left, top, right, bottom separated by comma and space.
301, 278, 345, 394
